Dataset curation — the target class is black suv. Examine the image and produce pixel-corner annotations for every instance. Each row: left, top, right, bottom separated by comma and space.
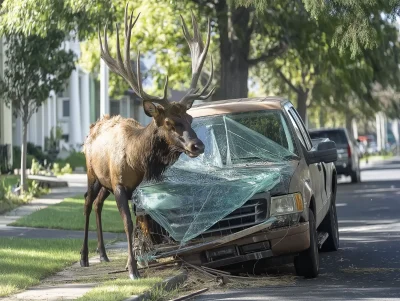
309, 127, 361, 183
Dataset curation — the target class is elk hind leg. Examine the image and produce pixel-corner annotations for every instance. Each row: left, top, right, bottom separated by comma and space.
94, 187, 111, 262
114, 184, 140, 280
80, 179, 101, 267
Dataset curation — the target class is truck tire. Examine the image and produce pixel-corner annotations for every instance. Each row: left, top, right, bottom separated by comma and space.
320, 189, 340, 252
350, 164, 360, 183
294, 208, 319, 278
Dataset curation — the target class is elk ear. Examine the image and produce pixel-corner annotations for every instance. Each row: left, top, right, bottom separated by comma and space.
143, 101, 159, 117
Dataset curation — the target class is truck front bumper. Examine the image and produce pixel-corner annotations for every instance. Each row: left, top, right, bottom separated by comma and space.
153, 218, 310, 269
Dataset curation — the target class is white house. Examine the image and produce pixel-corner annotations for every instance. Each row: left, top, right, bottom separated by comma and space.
0, 36, 154, 168
0, 37, 13, 171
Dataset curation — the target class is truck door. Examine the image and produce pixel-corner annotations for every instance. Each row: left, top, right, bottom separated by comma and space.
285, 106, 325, 225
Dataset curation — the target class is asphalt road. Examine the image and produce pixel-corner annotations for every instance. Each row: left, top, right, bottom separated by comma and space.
194, 158, 400, 300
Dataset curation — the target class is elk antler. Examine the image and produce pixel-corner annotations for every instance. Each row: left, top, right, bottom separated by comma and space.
99, 2, 170, 108
179, 11, 216, 109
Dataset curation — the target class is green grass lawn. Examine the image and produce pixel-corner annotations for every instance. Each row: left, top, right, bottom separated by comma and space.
10, 195, 125, 233
0, 175, 19, 187
0, 237, 96, 297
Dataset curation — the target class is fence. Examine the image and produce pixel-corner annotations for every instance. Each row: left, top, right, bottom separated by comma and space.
0, 144, 11, 174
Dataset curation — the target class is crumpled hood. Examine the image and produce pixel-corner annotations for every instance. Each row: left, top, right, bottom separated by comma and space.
134, 162, 297, 244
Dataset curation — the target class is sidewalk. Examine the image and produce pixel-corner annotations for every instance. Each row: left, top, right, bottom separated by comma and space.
0, 180, 127, 301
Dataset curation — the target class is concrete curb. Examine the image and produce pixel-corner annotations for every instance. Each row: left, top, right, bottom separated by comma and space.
124, 271, 188, 301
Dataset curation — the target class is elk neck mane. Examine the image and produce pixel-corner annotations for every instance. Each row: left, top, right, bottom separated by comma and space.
132, 119, 182, 182
83, 114, 182, 183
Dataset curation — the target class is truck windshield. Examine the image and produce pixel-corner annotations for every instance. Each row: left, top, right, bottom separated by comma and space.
187, 110, 298, 166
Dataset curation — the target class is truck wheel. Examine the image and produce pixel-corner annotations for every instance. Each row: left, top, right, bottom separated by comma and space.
320, 190, 339, 252
350, 165, 360, 183
294, 208, 319, 278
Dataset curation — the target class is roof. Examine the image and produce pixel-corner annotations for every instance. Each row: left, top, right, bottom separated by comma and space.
187, 97, 286, 118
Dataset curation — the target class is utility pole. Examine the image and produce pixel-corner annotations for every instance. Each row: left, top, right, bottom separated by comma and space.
100, 60, 110, 117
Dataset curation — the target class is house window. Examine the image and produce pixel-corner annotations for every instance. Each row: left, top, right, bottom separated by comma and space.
110, 101, 120, 116
62, 99, 70, 117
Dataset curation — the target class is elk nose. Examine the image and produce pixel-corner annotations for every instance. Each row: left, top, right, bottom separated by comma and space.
188, 140, 205, 154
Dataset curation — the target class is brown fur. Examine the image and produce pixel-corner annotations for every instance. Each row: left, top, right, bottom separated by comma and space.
79, 102, 204, 280
83, 112, 182, 190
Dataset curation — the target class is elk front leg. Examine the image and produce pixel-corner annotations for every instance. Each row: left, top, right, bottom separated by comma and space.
80, 179, 101, 267
114, 185, 140, 280
94, 187, 111, 262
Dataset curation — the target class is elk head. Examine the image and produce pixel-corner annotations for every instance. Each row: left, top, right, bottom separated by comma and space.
98, 3, 215, 158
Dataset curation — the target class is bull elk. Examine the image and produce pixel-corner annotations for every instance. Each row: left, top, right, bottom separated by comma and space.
80, 3, 214, 279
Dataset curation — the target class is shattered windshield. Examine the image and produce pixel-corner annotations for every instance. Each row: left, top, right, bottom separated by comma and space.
178, 110, 298, 168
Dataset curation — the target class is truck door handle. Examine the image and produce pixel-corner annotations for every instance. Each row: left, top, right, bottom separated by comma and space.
317, 163, 322, 171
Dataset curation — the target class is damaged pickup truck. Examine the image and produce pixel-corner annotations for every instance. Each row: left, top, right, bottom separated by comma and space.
132, 97, 339, 278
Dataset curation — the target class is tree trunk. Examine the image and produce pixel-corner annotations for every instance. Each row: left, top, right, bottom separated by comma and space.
215, 1, 251, 100
345, 113, 353, 139
297, 91, 308, 126
20, 120, 28, 193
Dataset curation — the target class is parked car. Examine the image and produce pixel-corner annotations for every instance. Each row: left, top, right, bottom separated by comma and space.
309, 128, 361, 183
134, 97, 339, 279
367, 141, 378, 155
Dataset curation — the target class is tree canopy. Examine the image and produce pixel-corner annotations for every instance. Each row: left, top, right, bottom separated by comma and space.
0, 0, 117, 40
234, 0, 400, 57
0, 0, 399, 129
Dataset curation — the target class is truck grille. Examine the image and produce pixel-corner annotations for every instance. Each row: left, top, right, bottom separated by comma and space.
146, 193, 269, 243
197, 195, 269, 239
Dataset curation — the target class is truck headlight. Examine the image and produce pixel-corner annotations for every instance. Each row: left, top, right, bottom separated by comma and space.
270, 193, 304, 216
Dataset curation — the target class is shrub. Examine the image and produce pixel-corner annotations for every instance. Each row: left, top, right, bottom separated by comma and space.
55, 150, 86, 171
12, 146, 21, 170
51, 162, 72, 176
61, 163, 72, 175
51, 163, 61, 175
12, 145, 48, 170
30, 159, 41, 175
27, 180, 47, 198
0, 180, 8, 200
27, 143, 48, 164
26, 155, 35, 169
0, 179, 49, 214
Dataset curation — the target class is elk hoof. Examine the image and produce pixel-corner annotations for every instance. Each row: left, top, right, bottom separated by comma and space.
100, 255, 110, 262
80, 259, 89, 267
